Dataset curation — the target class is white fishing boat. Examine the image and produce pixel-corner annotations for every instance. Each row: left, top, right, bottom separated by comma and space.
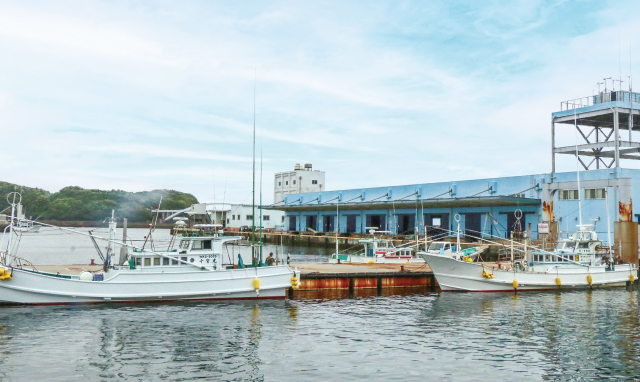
421, 251, 635, 292
420, 216, 637, 292
0, 194, 295, 305
328, 229, 423, 264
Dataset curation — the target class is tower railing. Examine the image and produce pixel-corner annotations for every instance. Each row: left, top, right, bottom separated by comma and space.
561, 91, 640, 111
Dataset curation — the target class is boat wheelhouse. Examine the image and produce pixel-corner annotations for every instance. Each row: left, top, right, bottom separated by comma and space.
530, 226, 603, 266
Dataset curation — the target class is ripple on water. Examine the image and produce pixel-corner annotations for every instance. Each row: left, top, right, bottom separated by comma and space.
0, 290, 638, 381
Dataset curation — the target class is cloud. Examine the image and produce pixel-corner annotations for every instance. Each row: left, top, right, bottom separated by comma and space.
1, 0, 640, 203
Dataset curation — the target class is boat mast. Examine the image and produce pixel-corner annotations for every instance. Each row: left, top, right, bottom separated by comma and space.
252, 71, 256, 266
455, 214, 461, 256
6, 192, 19, 256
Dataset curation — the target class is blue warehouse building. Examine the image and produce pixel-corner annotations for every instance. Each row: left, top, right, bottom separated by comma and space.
271, 89, 640, 246
274, 168, 640, 245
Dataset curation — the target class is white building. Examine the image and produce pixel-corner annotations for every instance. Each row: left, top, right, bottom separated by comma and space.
274, 163, 325, 204
226, 204, 285, 231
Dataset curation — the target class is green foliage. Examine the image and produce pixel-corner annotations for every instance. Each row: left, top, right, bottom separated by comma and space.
0, 182, 198, 222
0, 182, 51, 218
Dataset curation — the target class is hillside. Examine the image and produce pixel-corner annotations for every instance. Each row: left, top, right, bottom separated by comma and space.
0, 182, 198, 222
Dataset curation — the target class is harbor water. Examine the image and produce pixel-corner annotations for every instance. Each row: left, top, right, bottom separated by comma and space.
1, 228, 640, 381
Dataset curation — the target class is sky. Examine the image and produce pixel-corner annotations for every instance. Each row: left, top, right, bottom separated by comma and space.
2, 0, 640, 204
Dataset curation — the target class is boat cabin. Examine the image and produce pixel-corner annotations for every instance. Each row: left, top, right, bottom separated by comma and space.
127, 236, 241, 271
356, 238, 415, 258
531, 228, 601, 266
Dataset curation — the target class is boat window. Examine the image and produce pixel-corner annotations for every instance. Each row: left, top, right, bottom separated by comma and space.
144, 258, 151, 266
153, 258, 160, 266
569, 255, 574, 261
181, 257, 188, 265
203, 240, 211, 250
429, 243, 445, 250
172, 258, 179, 265
192, 241, 203, 250
136, 257, 141, 266
565, 241, 576, 250
179, 240, 190, 249
578, 242, 589, 249
163, 258, 169, 266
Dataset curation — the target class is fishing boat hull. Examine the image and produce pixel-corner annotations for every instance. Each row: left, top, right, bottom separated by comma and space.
0, 265, 294, 305
420, 253, 635, 292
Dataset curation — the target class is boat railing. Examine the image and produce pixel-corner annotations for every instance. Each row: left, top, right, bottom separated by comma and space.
0, 251, 38, 272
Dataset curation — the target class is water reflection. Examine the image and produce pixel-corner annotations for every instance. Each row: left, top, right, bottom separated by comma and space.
0, 290, 638, 381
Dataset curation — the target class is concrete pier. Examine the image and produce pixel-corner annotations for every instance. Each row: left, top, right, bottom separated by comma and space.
290, 263, 436, 295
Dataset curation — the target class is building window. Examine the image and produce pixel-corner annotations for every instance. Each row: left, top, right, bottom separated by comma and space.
246, 215, 253, 220
585, 188, 605, 199
286, 181, 288, 185
278, 182, 281, 186
264, 215, 270, 221
293, 180, 296, 184
232, 215, 235, 220
312, 180, 318, 184
227, 218, 229, 224
282, 216, 285, 222
559, 190, 579, 200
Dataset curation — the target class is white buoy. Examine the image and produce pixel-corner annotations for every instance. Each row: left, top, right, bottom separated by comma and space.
79, 272, 93, 281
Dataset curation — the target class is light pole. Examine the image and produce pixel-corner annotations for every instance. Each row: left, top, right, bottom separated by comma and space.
335, 199, 339, 256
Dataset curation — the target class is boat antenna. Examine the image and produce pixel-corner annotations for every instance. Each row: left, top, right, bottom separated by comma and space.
5, 192, 20, 256
259, 143, 263, 266
222, 171, 228, 222
251, 70, 256, 266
